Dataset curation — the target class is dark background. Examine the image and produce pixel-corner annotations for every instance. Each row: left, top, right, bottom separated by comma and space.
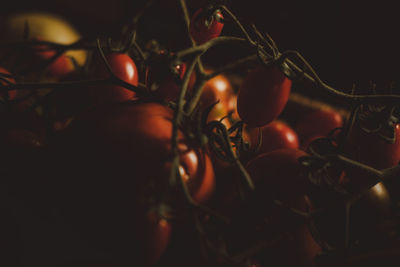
1, 0, 399, 94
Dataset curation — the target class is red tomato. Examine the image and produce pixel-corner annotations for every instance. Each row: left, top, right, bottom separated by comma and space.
242, 149, 320, 267
146, 52, 196, 102
237, 65, 292, 127
245, 120, 299, 156
295, 108, 343, 143
141, 209, 172, 266
49, 102, 215, 264
189, 8, 224, 44
201, 74, 235, 115
95, 52, 139, 103
311, 170, 391, 248
32, 36, 74, 79
346, 123, 400, 170
0, 66, 16, 100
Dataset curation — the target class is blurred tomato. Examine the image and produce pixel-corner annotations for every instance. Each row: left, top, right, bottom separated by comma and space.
0, 11, 87, 67
146, 51, 196, 102
237, 65, 292, 127
295, 108, 343, 143
245, 120, 299, 156
0, 66, 16, 100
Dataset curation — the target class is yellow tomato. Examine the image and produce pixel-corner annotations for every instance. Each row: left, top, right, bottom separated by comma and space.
0, 11, 87, 67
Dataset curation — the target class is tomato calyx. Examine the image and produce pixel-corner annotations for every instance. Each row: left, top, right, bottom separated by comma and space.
356, 104, 398, 143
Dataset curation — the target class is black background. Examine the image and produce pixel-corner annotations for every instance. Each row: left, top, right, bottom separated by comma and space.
1, 0, 399, 94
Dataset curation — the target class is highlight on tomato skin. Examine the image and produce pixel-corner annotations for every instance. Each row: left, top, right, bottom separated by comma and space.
237, 65, 292, 128
189, 8, 224, 45
95, 52, 139, 103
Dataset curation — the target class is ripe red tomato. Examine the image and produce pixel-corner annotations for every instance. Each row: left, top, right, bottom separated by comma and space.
58, 102, 215, 204
245, 120, 299, 156
95, 52, 139, 103
237, 65, 292, 127
0, 66, 16, 100
295, 108, 343, 143
189, 8, 224, 44
49, 102, 215, 264
201, 74, 235, 117
146, 51, 196, 102
141, 209, 172, 266
346, 123, 400, 170
32, 36, 74, 79
241, 149, 320, 267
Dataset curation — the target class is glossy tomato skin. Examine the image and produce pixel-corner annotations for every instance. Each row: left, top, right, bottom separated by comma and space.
189, 8, 224, 44
0, 66, 16, 100
237, 65, 292, 127
295, 108, 343, 143
245, 120, 299, 156
95, 53, 139, 103
201, 74, 236, 120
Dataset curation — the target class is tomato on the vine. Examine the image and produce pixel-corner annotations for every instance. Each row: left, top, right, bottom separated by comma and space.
237, 65, 292, 127
146, 51, 196, 102
245, 120, 299, 156
95, 52, 139, 103
234, 149, 320, 267
31, 36, 74, 79
189, 8, 224, 45
295, 108, 343, 143
0, 66, 16, 100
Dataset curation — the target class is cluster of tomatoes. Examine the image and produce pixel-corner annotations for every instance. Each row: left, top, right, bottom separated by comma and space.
1, 3, 400, 267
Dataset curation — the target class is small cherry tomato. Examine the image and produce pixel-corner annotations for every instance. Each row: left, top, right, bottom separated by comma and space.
0, 66, 16, 100
146, 51, 196, 102
295, 108, 343, 143
189, 8, 224, 44
48, 102, 215, 264
200, 74, 235, 115
95, 53, 139, 103
31, 36, 74, 79
346, 123, 400, 170
237, 65, 292, 127
245, 120, 299, 156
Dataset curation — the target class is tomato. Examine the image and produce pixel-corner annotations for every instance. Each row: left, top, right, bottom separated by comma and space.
245, 120, 299, 156
237, 65, 292, 127
224, 149, 320, 267
346, 123, 400, 170
189, 8, 224, 44
0, 66, 16, 100
95, 53, 139, 103
146, 51, 196, 102
47, 102, 215, 264
311, 170, 391, 249
31, 36, 74, 79
201, 74, 235, 118
0, 11, 87, 67
295, 108, 343, 143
